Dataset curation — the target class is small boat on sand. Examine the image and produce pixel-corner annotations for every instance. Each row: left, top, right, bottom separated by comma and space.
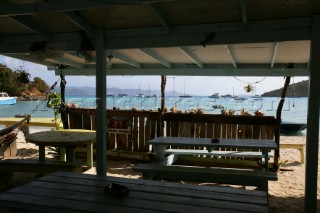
0, 92, 17, 105
280, 121, 307, 134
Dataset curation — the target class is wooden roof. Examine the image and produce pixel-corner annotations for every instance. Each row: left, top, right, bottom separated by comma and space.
0, 0, 318, 76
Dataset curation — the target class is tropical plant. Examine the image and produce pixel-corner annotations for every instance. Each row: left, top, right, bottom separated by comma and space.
46, 92, 61, 127
46, 92, 62, 159
15, 68, 31, 86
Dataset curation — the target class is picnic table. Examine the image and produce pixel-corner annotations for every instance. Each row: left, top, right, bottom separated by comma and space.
149, 137, 278, 171
0, 171, 269, 213
134, 137, 278, 191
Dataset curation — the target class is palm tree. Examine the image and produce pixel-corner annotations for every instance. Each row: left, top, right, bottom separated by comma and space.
15, 67, 30, 86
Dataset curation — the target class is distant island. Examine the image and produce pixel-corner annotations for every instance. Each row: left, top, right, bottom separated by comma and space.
262, 80, 308, 97
51, 80, 309, 98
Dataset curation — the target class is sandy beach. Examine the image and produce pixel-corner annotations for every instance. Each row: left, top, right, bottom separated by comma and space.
1, 128, 318, 213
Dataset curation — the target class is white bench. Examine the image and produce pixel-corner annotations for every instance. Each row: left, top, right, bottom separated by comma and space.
166, 149, 274, 159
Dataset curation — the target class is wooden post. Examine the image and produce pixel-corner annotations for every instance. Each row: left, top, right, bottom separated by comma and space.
275, 75, 291, 169
305, 15, 320, 212
96, 28, 107, 175
159, 75, 166, 136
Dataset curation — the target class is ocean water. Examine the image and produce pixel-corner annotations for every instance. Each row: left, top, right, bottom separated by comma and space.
0, 96, 310, 133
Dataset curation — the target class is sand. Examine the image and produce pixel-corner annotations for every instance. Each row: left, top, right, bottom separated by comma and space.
2, 128, 318, 213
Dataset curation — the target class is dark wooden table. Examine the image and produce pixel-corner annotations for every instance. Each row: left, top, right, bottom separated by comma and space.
148, 137, 278, 171
0, 171, 268, 213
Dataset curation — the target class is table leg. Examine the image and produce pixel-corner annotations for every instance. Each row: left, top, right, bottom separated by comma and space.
60, 148, 66, 161
263, 150, 268, 171
38, 145, 46, 161
87, 142, 93, 169
66, 147, 75, 162
153, 145, 167, 160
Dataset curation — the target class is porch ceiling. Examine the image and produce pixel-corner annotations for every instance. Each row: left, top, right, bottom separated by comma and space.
0, 0, 318, 77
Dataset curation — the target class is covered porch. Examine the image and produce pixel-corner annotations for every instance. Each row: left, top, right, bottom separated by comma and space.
0, 0, 319, 212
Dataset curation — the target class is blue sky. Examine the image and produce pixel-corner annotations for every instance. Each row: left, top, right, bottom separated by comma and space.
0, 55, 308, 96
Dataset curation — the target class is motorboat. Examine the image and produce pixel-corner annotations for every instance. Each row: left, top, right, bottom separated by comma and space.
0, 92, 17, 105
107, 93, 114, 97
234, 97, 247, 101
118, 93, 128, 97
251, 94, 263, 100
135, 93, 145, 98
208, 93, 221, 98
179, 94, 192, 98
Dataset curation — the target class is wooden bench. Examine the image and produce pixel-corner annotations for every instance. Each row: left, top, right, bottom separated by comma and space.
166, 149, 274, 159
0, 159, 83, 173
134, 162, 278, 191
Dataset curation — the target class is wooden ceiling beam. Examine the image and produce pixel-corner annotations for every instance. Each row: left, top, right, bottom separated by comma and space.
110, 51, 141, 68
150, 3, 171, 33
54, 65, 309, 77
138, 48, 172, 68
179, 47, 203, 68
8, 16, 52, 40
224, 45, 237, 68
64, 11, 96, 37
270, 42, 279, 68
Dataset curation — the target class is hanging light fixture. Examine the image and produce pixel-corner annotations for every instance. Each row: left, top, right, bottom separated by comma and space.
107, 54, 113, 68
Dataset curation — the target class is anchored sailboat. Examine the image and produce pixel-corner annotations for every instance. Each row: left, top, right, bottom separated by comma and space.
179, 80, 192, 98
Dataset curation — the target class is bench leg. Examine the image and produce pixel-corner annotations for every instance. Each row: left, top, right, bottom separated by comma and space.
300, 147, 305, 164
66, 147, 75, 162
87, 142, 93, 169
257, 181, 268, 192
60, 147, 66, 161
38, 145, 46, 161
142, 172, 157, 180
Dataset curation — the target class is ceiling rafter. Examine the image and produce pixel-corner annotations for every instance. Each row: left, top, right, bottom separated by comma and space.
240, 0, 247, 28
0, 0, 174, 17
8, 16, 52, 40
110, 51, 141, 68
2, 53, 57, 68
138, 48, 172, 68
179, 47, 203, 68
0, 0, 112, 17
150, 3, 171, 33
270, 42, 279, 68
224, 45, 237, 68
64, 11, 96, 37
50, 55, 85, 69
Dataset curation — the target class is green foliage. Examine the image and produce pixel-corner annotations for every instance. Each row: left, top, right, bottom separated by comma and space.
0, 64, 12, 92
47, 92, 61, 127
15, 67, 31, 85
0, 63, 49, 96
29, 77, 49, 93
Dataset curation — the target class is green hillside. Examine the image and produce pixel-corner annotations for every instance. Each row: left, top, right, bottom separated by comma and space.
262, 80, 309, 97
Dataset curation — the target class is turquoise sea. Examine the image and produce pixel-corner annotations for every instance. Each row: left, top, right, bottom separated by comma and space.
0, 96, 309, 133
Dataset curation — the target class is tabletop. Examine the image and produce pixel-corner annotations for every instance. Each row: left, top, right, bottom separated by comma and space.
0, 171, 268, 213
26, 129, 96, 146
148, 137, 278, 150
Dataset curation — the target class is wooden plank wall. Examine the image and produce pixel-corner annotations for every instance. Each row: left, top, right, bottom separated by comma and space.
67, 109, 278, 162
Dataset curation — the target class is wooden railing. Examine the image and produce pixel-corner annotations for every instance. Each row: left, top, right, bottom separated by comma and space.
66, 108, 279, 163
